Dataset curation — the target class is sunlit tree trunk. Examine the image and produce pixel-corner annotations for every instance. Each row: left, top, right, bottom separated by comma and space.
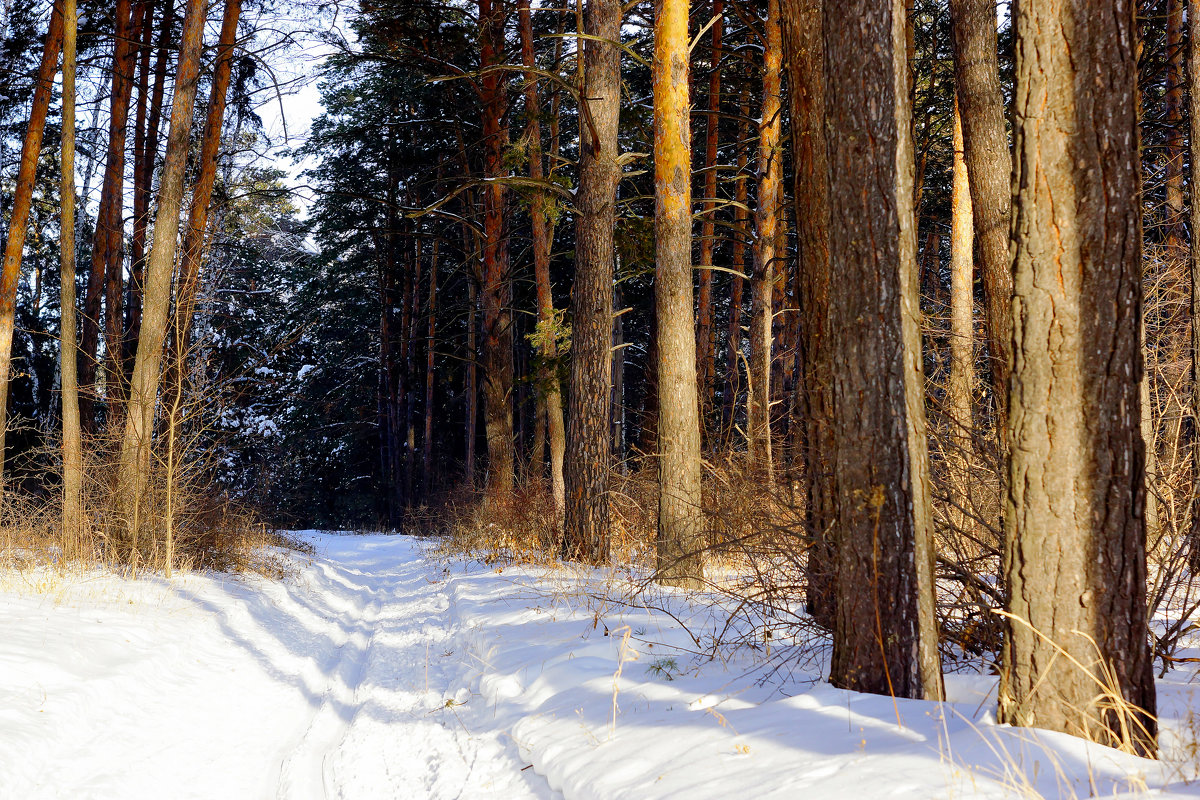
748, 0, 783, 480
654, 0, 705, 588
519, 0, 566, 517
1000, 0, 1155, 755
721, 75, 751, 445
563, 0, 622, 563
117, 0, 207, 555
0, 0, 62, 487
60, 0, 82, 549
947, 100, 974, 531
824, 0, 943, 701
1188, 0, 1200, 573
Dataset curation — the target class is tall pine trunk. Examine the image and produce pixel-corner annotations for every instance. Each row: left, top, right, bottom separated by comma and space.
1000, 0, 1156, 755
824, 0, 943, 701
721, 75, 751, 446
781, 0, 835, 630
0, 0, 63, 486
563, 0, 621, 564
60, 0, 82, 548
654, 0, 705, 588
117, 0, 207, 555
519, 0, 566, 517
748, 0, 783, 479
478, 0, 516, 501
948, 0, 1012, 443
947, 100, 974, 531
1166, 0, 1185, 251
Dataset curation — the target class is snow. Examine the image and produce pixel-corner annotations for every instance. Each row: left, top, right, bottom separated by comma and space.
1, 533, 1198, 799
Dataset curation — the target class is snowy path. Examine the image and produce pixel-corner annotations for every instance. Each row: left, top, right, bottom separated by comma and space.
0, 535, 551, 800
3, 533, 1200, 799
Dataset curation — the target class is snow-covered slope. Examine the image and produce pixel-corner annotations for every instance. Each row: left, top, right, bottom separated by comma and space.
0, 533, 1197, 799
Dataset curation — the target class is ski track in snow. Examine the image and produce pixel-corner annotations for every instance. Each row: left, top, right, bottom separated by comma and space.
0, 535, 553, 800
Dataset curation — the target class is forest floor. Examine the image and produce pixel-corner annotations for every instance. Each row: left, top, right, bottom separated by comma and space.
2, 532, 1200, 799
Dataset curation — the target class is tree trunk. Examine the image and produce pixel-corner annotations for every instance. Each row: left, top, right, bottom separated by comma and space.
563, 0, 621, 564
60, 0, 82, 550
127, 0, 173, 369
654, 0, 705, 588
519, 0, 566, 517
948, 0, 1013, 442
423, 241, 438, 502
116, 0, 207, 554
695, 0, 723, 437
781, 0, 836, 630
478, 0, 515, 501
466, 276, 478, 485
0, 0, 62, 485
102, 0, 144, 409
947, 99, 974, 532
1000, 0, 1156, 755
748, 0, 783, 480
164, 0, 242, 440
823, 0, 943, 701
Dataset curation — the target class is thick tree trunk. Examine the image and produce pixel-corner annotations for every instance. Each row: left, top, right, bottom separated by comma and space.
781, 0, 836, 630
748, 0, 784, 480
824, 0, 943, 701
947, 100, 974, 531
563, 0, 621, 564
695, 0, 723, 436
478, 0, 515, 501
0, 0, 63, 485
1000, 0, 1156, 755
519, 0, 566, 517
60, 0, 82, 549
948, 0, 1012, 441
116, 0, 207, 554
654, 0, 705, 588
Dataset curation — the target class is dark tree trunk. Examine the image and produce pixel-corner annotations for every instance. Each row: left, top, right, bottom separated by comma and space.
781, 0, 836, 631
823, 0, 943, 701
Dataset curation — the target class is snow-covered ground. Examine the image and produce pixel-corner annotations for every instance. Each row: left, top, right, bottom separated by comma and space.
1, 532, 1198, 799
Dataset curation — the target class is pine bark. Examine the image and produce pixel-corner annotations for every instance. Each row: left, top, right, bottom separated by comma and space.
519, 0, 566, 517
563, 0, 621, 564
721, 77, 751, 445
948, 0, 1012, 441
654, 0, 705, 587
823, 0, 943, 701
1000, 0, 1156, 754
60, 0, 83, 548
478, 0, 516, 501
0, 0, 63, 483
781, 0, 835, 629
748, 0, 783, 480
116, 0, 207, 551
